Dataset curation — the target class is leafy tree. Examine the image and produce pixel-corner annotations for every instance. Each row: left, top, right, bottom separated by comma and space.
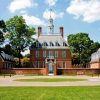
68, 33, 100, 67
24, 53, 30, 58
0, 20, 6, 50
6, 16, 36, 67
3, 44, 20, 57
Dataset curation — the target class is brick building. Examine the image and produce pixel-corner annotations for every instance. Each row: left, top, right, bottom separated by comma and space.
30, 13, 72, 75
90, 48, 100, 68
0, 51, 15, 69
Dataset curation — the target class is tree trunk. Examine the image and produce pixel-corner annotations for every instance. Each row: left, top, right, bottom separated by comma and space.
18, 49, 21, 68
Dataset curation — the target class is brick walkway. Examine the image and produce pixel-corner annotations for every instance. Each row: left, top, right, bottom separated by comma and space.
0, 75, 100, 86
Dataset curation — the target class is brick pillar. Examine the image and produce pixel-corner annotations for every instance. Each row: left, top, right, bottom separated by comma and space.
53, 63, 57, 76
45, 63, 48, 75
38, 27, 42, 37
60, 27, 64, 37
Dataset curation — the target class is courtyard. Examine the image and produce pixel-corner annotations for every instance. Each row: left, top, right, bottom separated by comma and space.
0, 75, 100, 86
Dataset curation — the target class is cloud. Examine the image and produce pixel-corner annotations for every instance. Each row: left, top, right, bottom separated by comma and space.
43, 9, 64, 20
45, 0, 57, 6
22, 14, 45, 26
66, 0, 100, 23
8, 0, 38, 13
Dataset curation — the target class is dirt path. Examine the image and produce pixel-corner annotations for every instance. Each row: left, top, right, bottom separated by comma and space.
0, 75, 100, 86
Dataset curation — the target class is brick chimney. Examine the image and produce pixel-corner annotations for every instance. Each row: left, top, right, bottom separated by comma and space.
38, 27, 42, 37
60, 27, 64, 37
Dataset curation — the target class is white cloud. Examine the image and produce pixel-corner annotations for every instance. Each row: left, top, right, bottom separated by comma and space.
43, 9, 64, 20
45, 0, 57, 6
8, 0, 38, 13
66, 0, 100, 23
20, 10, 27, 14
23, 14, 45, 26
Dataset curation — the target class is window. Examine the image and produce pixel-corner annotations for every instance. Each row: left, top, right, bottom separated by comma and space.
35, 51, 39, 58
49, 51, 53, 56
62, 62, 66, 68
62, 51, 66, 58
55, 51, 58, 58
34, 61, 38, 68
43, 51, 46, 57
42, 42, 47, 47
55, 41, 60, 46
43, 61, 45, 68
63, 42, 67, 46
50, 42, 54, 46
36, 42, 39, 47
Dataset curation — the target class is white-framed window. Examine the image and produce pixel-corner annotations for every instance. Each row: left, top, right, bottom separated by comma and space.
34, 61, 38, 68
35, 51, 39, 58
62, 62, 66, 68
43, 51, 46, 57
55, 41, 60, 46
36, 41, 39, 47
42, 42, 47, 47
43, 61, 45, 68
55, 51, 58, 58
63, 42, 67, 46
49, 51, 53, 56
62, 51, 66, 58
50, 42, 54, 46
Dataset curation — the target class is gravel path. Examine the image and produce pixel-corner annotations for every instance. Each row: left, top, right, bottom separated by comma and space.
0, 75, 100, 86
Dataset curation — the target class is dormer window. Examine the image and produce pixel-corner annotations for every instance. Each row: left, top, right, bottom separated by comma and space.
55, 41, 60, 46
42, 42, 48, 47
63, 42, 67, 46
50, 42, 54, 46
36, 41, 39, 47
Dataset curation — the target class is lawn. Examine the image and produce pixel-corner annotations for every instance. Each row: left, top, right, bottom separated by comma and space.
15, 78, 87, 82
0, 86, 100, 100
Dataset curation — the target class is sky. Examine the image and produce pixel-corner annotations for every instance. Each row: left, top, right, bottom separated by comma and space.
0, 0, 100, 43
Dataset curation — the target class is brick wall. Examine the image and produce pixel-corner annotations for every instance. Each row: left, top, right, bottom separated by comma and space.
57, 68, 100, 75
1, 68, 46, 75
1, 68, 100, 75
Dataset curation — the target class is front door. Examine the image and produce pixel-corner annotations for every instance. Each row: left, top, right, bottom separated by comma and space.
48, 61, 53, 74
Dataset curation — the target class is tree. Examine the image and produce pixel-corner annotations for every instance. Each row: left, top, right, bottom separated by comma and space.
68, 33, 100, 67
3, 44, 19, 57
6, 16, 36, 67
0, 20, 6, 50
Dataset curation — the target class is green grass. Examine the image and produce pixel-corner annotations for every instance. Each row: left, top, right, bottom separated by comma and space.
15, 78, 87, 82
0, 73, 15, 76
0, 86, 100, 100
24, 74, 43, 76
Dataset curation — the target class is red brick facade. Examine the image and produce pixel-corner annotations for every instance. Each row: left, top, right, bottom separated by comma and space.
30, 49, 72, 75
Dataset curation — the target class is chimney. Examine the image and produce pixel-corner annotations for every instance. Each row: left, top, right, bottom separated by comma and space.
60, 27, 64, 37
38, 27, 42, 37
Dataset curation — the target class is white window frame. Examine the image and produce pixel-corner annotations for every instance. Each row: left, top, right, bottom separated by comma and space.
35, 51, 39, 58
62, 51, 66, 58
55, 51, 58, 58
49, 51, 53, 56
43, 51, 46, 57
62, 62, 66, 68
